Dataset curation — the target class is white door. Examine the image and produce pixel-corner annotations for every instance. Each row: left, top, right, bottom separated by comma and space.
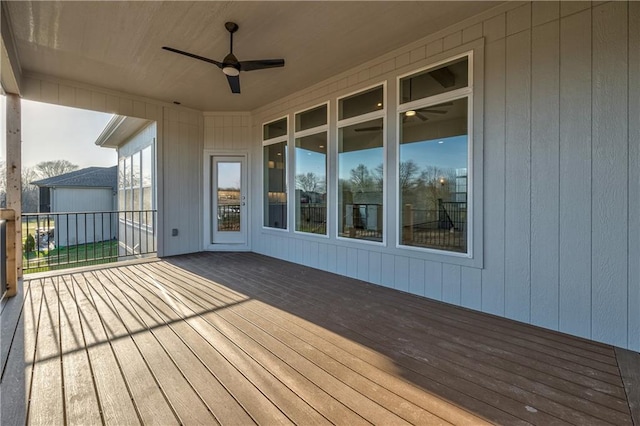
211, 156, 247, 244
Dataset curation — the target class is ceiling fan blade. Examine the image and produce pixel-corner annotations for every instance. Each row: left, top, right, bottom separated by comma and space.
416, 112, 429, 121
240, 59, 285, 71
423, 109, 447, 114
162, 46, 223, 68
226, 74, 241, 94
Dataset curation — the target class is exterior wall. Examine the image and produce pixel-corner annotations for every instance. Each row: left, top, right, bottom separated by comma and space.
51, 187, 116, 246
248, 1, 640, 351
21, 74, 204, 257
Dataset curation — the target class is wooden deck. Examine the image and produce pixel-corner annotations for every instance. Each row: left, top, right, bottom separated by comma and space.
1, 252, 638, 425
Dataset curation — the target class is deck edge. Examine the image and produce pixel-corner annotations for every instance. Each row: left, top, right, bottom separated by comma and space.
615, 346, 640, 425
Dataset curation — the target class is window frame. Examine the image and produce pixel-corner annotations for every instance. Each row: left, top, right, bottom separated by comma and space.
262, 115, 290, 232
336, 82, 387, 246
395, 51, 474, 258
293, 101, 330, 238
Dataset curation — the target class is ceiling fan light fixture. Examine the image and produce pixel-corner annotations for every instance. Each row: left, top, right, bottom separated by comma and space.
222, 66, 240, 76
405, 110, 416, 117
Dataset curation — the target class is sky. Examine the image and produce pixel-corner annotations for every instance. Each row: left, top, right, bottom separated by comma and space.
0, 98, 116, 169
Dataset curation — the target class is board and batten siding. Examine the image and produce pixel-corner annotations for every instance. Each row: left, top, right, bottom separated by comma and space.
249, 1, 640, 350
21, 74, 205, 258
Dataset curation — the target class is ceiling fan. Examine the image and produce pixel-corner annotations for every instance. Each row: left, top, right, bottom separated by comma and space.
162, 22, 285, 94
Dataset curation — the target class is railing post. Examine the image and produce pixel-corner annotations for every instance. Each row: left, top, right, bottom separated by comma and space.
1, 209, 18, 297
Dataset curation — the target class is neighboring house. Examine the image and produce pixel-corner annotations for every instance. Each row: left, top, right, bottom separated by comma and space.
2, 1, 639, 352
31, 166, 117, 246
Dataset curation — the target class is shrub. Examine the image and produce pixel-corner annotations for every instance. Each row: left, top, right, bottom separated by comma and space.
24, 233, 35, 253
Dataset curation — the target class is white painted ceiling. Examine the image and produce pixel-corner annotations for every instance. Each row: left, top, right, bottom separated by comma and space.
4, 1, 502, 112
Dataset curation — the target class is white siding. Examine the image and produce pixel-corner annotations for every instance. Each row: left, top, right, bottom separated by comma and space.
248, 1, 640, 350
51, 187, 116, 246
161, 107, 203, 256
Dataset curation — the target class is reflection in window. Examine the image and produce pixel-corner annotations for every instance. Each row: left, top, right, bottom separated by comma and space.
263, 117, 287, 140
338, 118, 384, 242
295, 133, 327, 235
399, 97, 468, 252
295, 104, 327, 132
338, 86, 384, 120
264, 142, 287, 229
400, 57, 468, 104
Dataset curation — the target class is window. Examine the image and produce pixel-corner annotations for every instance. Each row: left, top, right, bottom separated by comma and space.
337, 85, 385, 243
398, 55, 471, 254
263, 117, 288, 229
294, 104, 328, 235
118, 140, 156, 224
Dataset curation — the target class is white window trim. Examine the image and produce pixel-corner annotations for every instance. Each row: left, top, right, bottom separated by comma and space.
336, 82, 387, 246
262, 116, 290, 231
293, 101, 330, 238
395, 52, 474, 258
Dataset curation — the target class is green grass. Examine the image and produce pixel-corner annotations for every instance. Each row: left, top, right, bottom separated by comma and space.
23, 240, 119, 274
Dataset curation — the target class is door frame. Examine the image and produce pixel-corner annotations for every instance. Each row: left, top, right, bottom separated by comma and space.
203, 150, 251, 251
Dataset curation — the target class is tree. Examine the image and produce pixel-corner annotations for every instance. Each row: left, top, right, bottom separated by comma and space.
21, 167, 40, 213
349, 164, 373, 193
399, 160, 421, 193
34, 160, 78, 179
296, 172, 324, 193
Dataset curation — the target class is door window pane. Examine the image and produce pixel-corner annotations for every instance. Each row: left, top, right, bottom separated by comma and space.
217, 162, 241, 232
399, 97, 468, 252
295, 133, 327, 234
338, 118, 383, 242
264, 142, 287, 229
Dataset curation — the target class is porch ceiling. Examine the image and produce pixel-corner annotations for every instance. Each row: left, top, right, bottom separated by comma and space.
3, 1, 502, 112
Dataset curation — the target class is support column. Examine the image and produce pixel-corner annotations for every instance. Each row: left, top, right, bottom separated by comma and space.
5, 93, 22, 283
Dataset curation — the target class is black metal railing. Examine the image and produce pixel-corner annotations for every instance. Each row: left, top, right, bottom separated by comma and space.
217, 204, 240, 231
22, 210, 157, 273
340, 203, 383, 241
297, 204, 326, 234
402, 201, 466, 252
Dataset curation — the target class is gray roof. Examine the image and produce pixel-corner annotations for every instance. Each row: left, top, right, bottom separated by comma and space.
32, 166, 117, 190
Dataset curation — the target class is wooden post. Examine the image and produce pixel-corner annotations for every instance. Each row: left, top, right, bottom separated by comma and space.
5, 93, 22, 282
1, 209, 17, 297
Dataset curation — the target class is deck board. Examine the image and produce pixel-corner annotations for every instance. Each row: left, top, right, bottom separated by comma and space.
70, 273, 140, 425
58, 276, 102, 426
1, 252, 637, 425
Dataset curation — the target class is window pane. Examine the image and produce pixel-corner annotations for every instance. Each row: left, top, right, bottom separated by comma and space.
131, 152, 140, 188
399, 97, 468, 252
295, 133, 327, 234
263, 118, 287, 140
118, 157, 126, 189
338, 86, 384, 120
123, 157, 130, 188
400, 57, 468, 104
338, 118, 383, 242
295, 104, 327, 132
264, 142, 287, 229
141, 146, 152, 188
